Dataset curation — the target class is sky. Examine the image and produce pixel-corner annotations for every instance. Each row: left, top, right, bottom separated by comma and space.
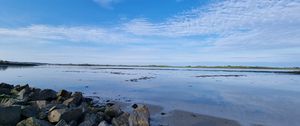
0, 0, 299, 66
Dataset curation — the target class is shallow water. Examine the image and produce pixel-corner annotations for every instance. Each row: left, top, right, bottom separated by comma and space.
1, 65, 300, 126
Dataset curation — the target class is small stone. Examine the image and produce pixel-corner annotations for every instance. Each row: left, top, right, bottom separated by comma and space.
131, 104, 138, 109
0, 105, 21, 126
16, 117, 52, 126
98, 121, 109, 126
112, 112, 130, 126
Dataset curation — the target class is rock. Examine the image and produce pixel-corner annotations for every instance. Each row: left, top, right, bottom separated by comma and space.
48, 109, 66, 123
57, 90, 72, 98
21, 105, 39, 118
57, 90, 72, 102
17, 88, 30, 100
16, 117, 52, 126
32, 100, 47, 109
0, 105, 21, 126
68, 120, 77, 126
79, 113, 99, 126
131, 104, 138, 109
112, 112, 130, 126
128, 105, 150, 126
28, 88, 42, 101
98, 121, 109, 126
0, 88, 11, 95
16, 84, 30, 92
0, 83, 14, 89
63, 92, 82, 107
104, 104, 122, 118
55, 120, 69, 126
38, 89, 57, 100
48, 107, 83, 123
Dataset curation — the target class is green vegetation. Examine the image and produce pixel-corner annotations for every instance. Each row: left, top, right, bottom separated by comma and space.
0, 60, 42, 66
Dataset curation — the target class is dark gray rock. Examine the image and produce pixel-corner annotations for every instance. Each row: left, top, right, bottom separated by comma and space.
55, 119, 69, 126
38, 89, 57, 101
21, 105, 39, 118
0, 83, 14, 89
32, 100, 47, 109
16, 117, 52, 126
57, 90, 72, 102
79, 113, 99, 126
0, 105, 21, 126
104, 104, 122, 118
63, 92, 82, 107
0, 88, 11, 95
68, 120, 77, 126
112, 112, 130, 126
48, 107, 83, 123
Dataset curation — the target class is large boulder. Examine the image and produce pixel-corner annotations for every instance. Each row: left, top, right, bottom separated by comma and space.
104, 104, 122, 118
0, 83, 14, 95
48, 107, 83, 123
78, 113, 100, 126
21, 105, 40, 118
38, 89, 57, 101
0, 83, 14, 89
32, 100, 47, 109
16, 117, 52, 126
57, 90, 72, 102
112, 112, 130, 126
128, 105, 150, 126
0, 105, 21, 126
63, 92, 82, 107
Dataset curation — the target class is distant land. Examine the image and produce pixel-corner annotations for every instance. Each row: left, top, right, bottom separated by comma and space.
1, 60, 300, 70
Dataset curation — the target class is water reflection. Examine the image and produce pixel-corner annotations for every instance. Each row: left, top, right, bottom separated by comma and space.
0, 65, 300, 126
0, 66, 8, 71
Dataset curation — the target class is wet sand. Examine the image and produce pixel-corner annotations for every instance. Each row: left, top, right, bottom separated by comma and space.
117, 102, 241, 126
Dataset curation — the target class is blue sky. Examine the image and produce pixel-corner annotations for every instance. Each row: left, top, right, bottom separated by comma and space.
0, 0, 299, 66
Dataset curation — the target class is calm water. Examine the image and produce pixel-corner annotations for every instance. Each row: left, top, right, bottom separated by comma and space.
1, 65, 300, 126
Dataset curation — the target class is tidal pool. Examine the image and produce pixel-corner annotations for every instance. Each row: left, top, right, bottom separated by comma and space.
0, 65, 300, 126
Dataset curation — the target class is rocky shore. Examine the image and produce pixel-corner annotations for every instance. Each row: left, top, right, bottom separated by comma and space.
0, 83, 150, 126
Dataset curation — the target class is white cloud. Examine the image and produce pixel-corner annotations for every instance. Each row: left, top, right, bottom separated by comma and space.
0, 25, 140, 43
0, 0, 300, 65
124, 0, 300, 36
93, 0, 120, 9
122, 0, 300, 50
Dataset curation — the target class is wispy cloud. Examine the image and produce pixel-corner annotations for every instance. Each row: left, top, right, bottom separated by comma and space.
0, 25, 139, 43
123, 0, 300, 50
93, 0, 120, 9
0, 0, 299, 65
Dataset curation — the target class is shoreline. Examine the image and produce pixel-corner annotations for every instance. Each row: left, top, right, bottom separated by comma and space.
1, 60, 299, 71
0, 82, 240, 126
